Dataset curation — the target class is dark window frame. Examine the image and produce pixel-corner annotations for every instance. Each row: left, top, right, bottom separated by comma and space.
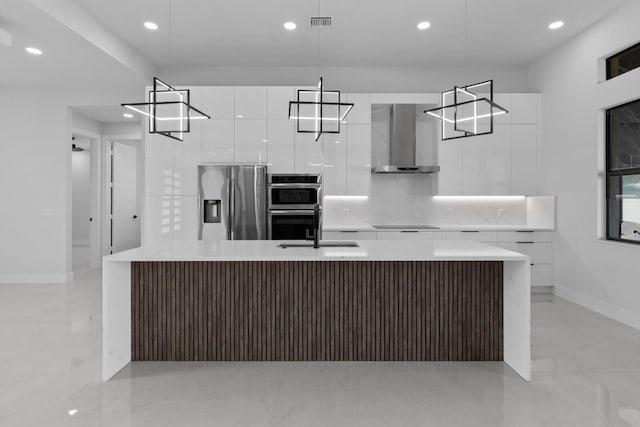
605, 99, 640, 245
606, 41, 640, 80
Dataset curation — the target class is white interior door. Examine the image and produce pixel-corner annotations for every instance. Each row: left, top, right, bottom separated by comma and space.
112, 142, 140, 253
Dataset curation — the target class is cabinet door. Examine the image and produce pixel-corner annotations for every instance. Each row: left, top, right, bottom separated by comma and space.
145, 132, 174, 196
173, 87, 202, 196
345, 94, 371, 124
202, 87, 235, 119
235, 120, 268, 163
493, 94, 511, 125
268, 87, 294, 120
294, 132, 323, 174
172, 196, 198, 240
322, 128, 347, 195
511, 94, 538, 124
511, 125, 537, 195
323, 231, 377, 240
462, 135, 488, 195
485, 124, 511, 195
235, 87, 267, 119
376, 231, 444, 240
267, 120, 295, 173
202, 120, 235, 162
437, 138, 463, 195
346, 124, 371, 195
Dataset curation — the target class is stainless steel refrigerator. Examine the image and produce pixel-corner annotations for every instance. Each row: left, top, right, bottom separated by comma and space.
198, 164, 268, 240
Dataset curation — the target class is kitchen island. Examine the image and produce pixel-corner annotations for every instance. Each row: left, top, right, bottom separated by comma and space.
102, 240, 530, 381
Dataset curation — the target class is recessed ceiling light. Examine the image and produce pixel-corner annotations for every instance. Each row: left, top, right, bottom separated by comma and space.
236, 114, 244, 119
284, 22, 296, 31
123, 113, 134, 118
68, 410, 78, 416
548, 21, 564, 30
417, 21, 431, 30
144, 21, 159, 31
25, 47, 42, 55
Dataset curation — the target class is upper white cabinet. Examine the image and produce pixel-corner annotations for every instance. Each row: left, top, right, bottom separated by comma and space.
173, 86, 203, 196
511, 124, 538, 195
268, 87, 294, 120
322, 128, 347, 195
346, 124, 371, 195
345, 94, 371, 124
267, 120, 295, 173
235, 87, 267, 119
294, 132, 323, 174
511, 94, 539, 124
202, 120, 234, 163
202, 87, 235, 119
235, 119, 268, 163
437, 93, 540, 196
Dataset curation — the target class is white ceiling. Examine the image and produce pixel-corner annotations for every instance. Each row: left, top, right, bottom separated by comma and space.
76, 0, 627, 68
72, 105, 139, 124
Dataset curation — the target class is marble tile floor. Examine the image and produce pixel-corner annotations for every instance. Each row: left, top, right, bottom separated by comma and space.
1, 266, 640, 426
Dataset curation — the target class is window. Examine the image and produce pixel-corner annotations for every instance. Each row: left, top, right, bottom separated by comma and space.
606, 99, 640, 243
607, 42, 640, 80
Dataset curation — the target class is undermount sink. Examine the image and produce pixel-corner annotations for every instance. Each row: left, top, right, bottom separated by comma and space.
278, 241, 360, 249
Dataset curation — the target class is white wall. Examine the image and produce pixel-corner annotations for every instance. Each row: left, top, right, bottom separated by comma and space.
0, 85, 140, 283
71, 136, 91, 245
161, 65, 529, 93
527, 0, 640, 328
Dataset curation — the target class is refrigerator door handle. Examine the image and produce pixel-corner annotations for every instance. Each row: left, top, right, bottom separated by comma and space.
229, 168, 235, 240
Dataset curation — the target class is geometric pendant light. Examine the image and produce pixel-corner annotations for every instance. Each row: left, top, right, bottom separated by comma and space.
425, 80, 508, 140
121, 77, 211, 142
424, 0, 508, 140
288, 76, 354, 142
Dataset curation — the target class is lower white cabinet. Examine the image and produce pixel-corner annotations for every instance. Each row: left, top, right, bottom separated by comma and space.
377, 231, 444, 240
323, 231, 377, 240
443, 231, 498, 242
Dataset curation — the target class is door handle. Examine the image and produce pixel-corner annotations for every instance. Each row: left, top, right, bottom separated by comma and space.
133, 215, 138, 219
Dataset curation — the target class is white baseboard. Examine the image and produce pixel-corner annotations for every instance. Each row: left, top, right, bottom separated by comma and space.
553, 284, 640, 331
0, 272, 74, 284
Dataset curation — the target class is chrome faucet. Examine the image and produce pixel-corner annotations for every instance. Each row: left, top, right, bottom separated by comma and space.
305, 203, 321, 249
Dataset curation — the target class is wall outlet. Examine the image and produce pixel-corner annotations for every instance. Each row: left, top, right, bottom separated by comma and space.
343, 208, 350, 217
498, 208, 505, 217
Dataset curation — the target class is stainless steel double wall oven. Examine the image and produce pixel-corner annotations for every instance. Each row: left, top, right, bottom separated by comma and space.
268, 174, 322, 240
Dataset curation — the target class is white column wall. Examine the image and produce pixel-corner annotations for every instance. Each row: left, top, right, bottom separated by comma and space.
527, 0, 640, 329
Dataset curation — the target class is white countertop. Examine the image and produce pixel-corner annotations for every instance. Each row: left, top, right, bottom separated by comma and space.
104, 240, 529, 263
323, 224, 554, 232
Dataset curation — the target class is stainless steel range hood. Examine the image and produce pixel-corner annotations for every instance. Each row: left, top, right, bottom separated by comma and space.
371, 103, 440, 174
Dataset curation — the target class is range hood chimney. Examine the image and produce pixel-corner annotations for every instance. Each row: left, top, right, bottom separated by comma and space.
371, 104, 440, 174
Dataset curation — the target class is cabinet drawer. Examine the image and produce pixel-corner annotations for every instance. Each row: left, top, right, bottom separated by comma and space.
376, 231, 444, 240
497, 231, 553, 242
498, 242, 552, 264
322, 231, 377, 241
531, 264, 552, 285
444, 231, 498, 242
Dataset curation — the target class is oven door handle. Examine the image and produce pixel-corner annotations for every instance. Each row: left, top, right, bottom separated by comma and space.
269, 210, 318, 215
268, 183, 322, 188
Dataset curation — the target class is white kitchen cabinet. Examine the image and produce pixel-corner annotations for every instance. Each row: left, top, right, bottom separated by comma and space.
294, 131, 323, 174
497, 242, 552, 264
322, 231, 377, 240
144, 196, 173, 245
511, 94, 539, 124
461, 135, 488, 195
345, 94, 371, 124
202, 87, 235, 119
235, 87, 267, 119
485, 124, 511, 195
202, 120, 235, 163
376, 231, 444, 240
268, 87, 294, 120
443, 231, 498, 242
172, 196, 198, 240
346, 124, 371, 195
145, 132, 174, 196
235, 120, 268, 163
493, 94, 511, 124
173, 87, 202, 196
267, 120, 295, 173
531, 264, 553, 286
511, 124, 538, 195
437, 138, 463, 195
497, 230, 553, 242
322, 128, 347, 195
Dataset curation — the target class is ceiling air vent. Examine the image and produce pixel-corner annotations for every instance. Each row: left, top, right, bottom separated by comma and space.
310, 17, 332, 28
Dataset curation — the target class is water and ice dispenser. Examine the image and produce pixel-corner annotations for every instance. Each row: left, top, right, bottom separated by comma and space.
203, 199, 221, 223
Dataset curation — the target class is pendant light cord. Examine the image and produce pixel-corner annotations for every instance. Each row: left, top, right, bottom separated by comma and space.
464, 0, 468, 85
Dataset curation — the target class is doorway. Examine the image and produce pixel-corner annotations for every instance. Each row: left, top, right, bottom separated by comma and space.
108, 140, 141, 253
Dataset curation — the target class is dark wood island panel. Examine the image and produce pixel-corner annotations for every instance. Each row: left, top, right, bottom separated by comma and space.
131, 261, 503, 362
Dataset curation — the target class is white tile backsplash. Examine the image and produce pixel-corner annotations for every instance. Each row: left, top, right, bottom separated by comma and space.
324, 174, 529, 227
